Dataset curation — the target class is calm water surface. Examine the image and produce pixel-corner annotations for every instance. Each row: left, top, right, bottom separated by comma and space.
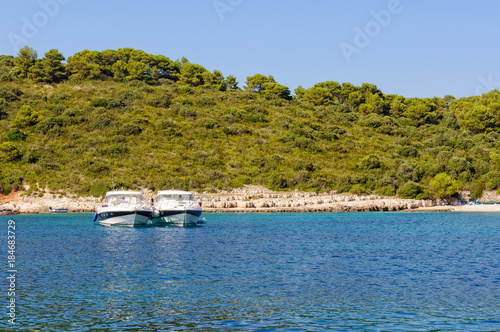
0, 212, 499, 331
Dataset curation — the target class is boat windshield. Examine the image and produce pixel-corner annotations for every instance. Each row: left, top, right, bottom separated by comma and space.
158, 194, 194, 202
104, 194, 143, 206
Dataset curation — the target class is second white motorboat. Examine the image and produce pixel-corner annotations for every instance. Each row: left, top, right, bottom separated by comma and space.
93, 190, 152, 227
152, 190, 203, 227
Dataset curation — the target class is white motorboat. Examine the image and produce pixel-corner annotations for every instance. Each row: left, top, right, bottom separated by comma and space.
93, 191, 152, 227
152, 190, 203, 227
49, 207, 68, 213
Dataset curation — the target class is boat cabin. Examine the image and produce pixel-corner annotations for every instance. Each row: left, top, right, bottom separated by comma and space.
156, 190, 195, 202
102, 191, 145, 207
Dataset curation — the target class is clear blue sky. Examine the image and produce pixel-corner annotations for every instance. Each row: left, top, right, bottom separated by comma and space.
1, 0, 499, 98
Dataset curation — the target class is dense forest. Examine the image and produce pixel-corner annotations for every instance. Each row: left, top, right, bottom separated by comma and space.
1, 46, 499, 200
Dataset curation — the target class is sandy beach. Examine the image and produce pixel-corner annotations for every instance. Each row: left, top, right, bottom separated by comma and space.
413, 204, 500, 212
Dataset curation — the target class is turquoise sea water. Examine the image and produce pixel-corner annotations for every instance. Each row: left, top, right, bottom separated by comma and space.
1, 212, 499, 331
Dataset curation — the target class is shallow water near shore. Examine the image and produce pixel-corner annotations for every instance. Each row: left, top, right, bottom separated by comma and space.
1, 212, 499, 331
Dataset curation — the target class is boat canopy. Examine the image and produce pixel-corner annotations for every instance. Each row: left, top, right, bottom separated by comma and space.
103, 191, 145, 206
157, 190, 194, 202
105, 190, 143, 197
157, 190, 193, 196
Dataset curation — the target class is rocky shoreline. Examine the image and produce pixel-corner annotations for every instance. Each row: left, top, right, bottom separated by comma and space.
197, 186, 433, 212
0, 185, 477, 215
0, 190, 101, 215
2, 185, 500, 215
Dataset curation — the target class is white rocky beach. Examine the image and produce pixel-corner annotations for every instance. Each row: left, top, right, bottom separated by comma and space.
2, 185, 500, 215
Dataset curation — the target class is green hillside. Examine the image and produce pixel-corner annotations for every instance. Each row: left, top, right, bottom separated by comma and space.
1, 47, 499, 200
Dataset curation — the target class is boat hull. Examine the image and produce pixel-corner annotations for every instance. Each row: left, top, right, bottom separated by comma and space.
49, 208, 68, 213
152, 209, 202, 227
95, 210, 151, 227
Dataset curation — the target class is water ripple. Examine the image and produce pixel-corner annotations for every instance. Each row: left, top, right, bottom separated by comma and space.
1, 212, 499, 331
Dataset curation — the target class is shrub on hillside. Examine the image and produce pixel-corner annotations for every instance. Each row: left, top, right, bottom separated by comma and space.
429, 173, 458, 199
90, 112, 112, 130
484, 171, 500, 190
13, 105, 40, 128
397, 181, 423, 199
359, 113, 395, 128
471, 183, 485, 200
0, 87, 23, 101
147, 94, 172, 108
1, 186, 12, 195
90, 98, 109, 108
6, 128, 26, 141
107, 98, 128, 109
377, 185, 396, 197
24, 149, 42, 163
100, 144, 129, 156
0, 142, 22, 162
359, 154, 382, 170
197, 117, 218, 129
267, 172, 288, 189
36, 117, 65, 134
120, 123, 142, 136
398, 161, 423, 182
349, 184, 366, 196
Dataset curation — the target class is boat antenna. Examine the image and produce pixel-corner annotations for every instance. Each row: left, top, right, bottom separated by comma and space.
112, 172, 116, 191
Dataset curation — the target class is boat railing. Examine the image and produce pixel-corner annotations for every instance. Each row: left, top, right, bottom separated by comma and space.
155, 194, 202, 209
104, 195, 146, 209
